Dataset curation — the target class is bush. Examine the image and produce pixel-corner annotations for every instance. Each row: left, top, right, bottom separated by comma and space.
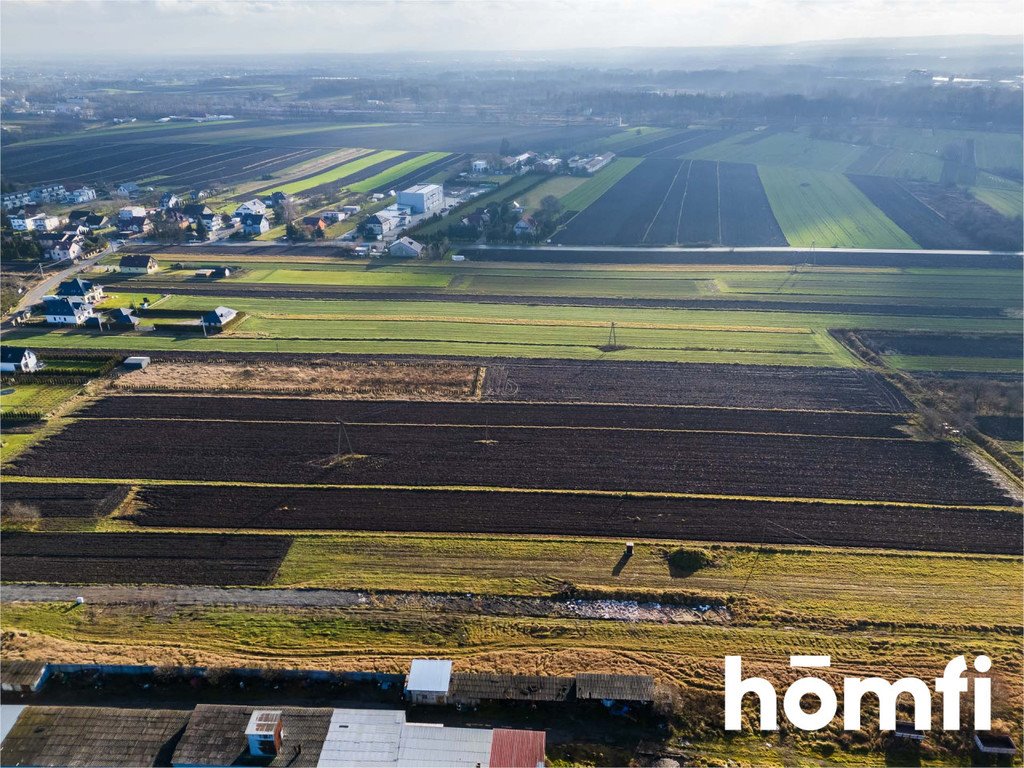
666, 547, 718, 576
2, 501, 41, 528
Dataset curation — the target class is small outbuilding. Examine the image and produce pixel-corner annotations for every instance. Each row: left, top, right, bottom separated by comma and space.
404, 659, 453, 705
388, 236, 424, 258
975, 732, 1017, 756
0, 661, 49, 693
201, 306, 238, 328
123, 356, 151, 370
575, 673, 655, 705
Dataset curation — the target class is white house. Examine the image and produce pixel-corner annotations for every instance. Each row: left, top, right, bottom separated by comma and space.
43, 297, 94, 325
389, 236, 425, 258
46, 234, 85, 261
396, 184, 443, 214
363, 212, 396, 237
234, 199, 267, 217
115, 182, 141, 198
1, 191, 32, 211
240, 213, 269, 236
340, 204, 361, 215
118, 206, 147, 222
119, 254, 159, 274
30, 185, 67, 203
56, 277, 104, 303
27, 214, 62, 232
0, 347, 40, 373
471, 159, 489, 173
70, 187, 97, 203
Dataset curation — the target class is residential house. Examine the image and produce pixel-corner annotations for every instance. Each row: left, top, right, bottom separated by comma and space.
201, 306, 238, 328
11, 211, 61, 232
321, 210, 347, 223
389, 236, 425, 258
1, 191, 32, 211
262, 191, 289, 208
114, 182, 141, 198
301, 215, 327, 232
363, 212, 395, 237
234, 199, 267, 217
56, 277, 104, 303
513, 215, 538, 237
340, 204, 361, 215
535, 157, 562, 173
46, 234, 85, 261
118, 206, 147, 222
404, 659, 453, 705
70, 187, 97, 203
82, 213, 109, 230
240, 213, 269, 236
30, 184, 67, 203
471, 159, 489, 173
120, 215, 152, 235
43, 297, 94, 325
0, 347, 41, 374
181, 204, 218, 229
119, 254, 159, 274
160, 192, 180, 209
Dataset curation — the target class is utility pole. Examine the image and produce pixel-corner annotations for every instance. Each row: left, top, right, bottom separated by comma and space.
606, 321, 618, 350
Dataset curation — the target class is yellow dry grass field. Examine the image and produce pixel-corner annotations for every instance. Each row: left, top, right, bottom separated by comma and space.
111, 360, 482, 399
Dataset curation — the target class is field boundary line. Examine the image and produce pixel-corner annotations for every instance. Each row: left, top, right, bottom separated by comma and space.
68, 416, 915, 441
4, 476, 1018, 512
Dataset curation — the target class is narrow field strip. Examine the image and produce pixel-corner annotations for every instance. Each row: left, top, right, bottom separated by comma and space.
5, 476, 1018, 512
69, 417, 913, 441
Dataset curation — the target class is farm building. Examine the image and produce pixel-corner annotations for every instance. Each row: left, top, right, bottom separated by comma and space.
0, 703, 546, 768
974, 732, 1017, 756
107, 307, 141, 329
119, 254, 159, 274
0, 347, 41, 373
574, 673, 655, 705
0, 660, 48, 693
171, 704, 332, 767
43, 297, 94, 325
892, 721, 926, 741
0, 705, 191, 767
396, 183, 443, 214
449, 674, 575, 706
201, 306, 238, 328
404, 659, 452, 705
388, 236, 424, 258
240, 213, 270, 236
118, 206, 146, 222
56, 277, 104, 303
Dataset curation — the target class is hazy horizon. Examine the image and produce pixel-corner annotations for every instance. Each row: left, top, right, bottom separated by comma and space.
2, 0, 1022, 61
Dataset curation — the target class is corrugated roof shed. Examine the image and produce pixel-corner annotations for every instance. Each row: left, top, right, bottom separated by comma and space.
170, 703, 332, 767
0, 705, 189, 767
575, 673, 655, 702
489, 728, 546, 768
317, 709, 405, 768
0, 661, 47, 691
449, 673, 574, 703
406, 659, 452, 694
398, 723, 492, 768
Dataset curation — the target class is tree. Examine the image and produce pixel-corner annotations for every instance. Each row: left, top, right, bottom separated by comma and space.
220, 213, 233, 227
194, 218, 209, 242
540, 195, 563, 216
499, 137, 511, 156
285, 222, 307, 243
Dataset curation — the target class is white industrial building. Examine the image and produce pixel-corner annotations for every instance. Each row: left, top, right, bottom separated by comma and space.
396, 184, 443, 215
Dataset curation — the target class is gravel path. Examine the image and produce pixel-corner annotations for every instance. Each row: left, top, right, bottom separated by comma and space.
0, 584, 728, 624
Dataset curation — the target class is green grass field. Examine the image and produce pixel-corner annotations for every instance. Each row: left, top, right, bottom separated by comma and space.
261, 150, 407, 196
971, 185, 1024, 218
885, 354, 1024, 374
0, 384, 81, 415
758, 167, 920, 249
686, 131, 866, 172
516, 175, 588, 212
347, 151, 450, 194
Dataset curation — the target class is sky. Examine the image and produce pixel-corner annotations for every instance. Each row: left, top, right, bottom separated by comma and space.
1, 0, 1021, 59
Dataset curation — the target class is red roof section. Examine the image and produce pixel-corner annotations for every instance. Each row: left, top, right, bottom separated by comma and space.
489, 728, 546, 768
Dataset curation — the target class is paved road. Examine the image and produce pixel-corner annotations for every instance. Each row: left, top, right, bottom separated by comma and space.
9, 244, 119, 317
